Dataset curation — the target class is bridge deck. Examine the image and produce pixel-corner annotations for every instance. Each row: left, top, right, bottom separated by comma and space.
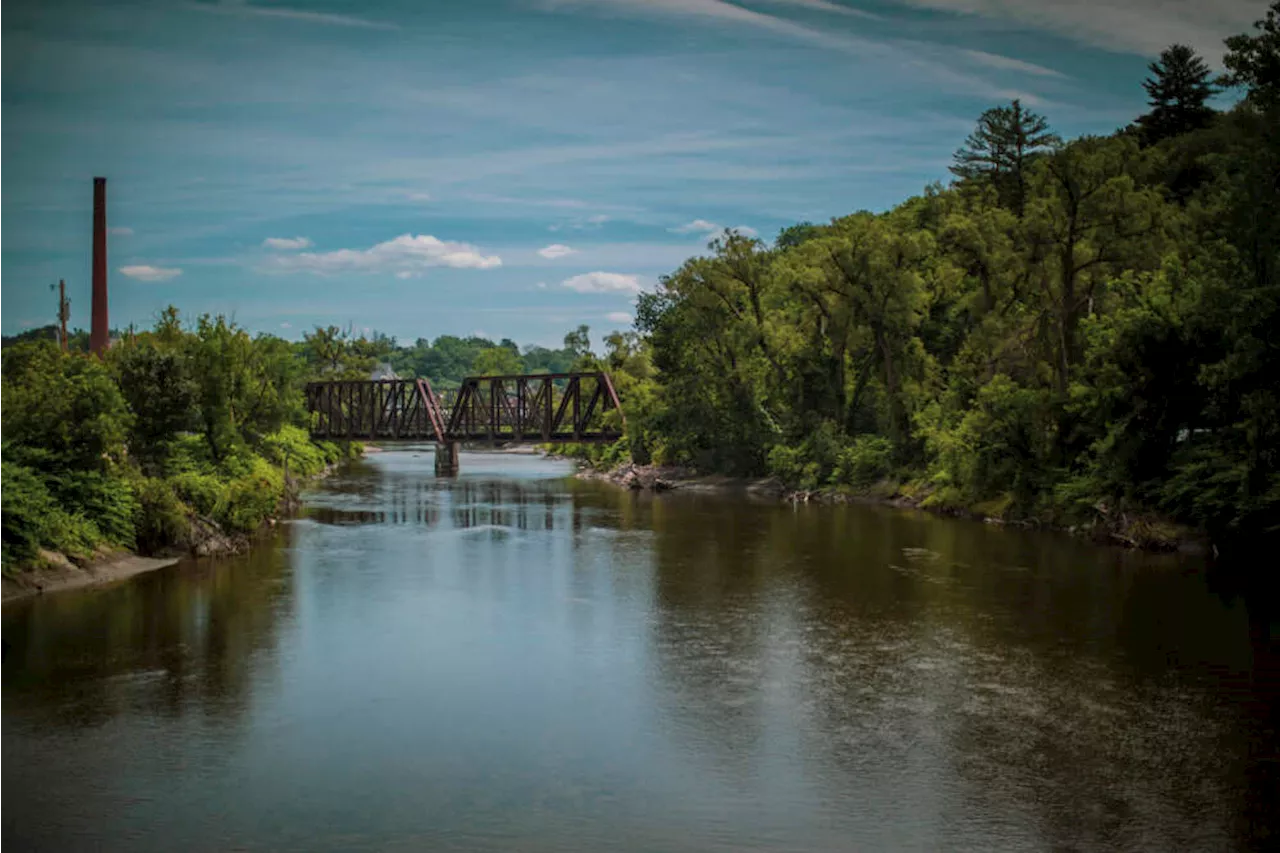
304, 372, 624, 444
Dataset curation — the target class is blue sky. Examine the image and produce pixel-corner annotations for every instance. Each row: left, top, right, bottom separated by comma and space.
1, 0, 1260, 348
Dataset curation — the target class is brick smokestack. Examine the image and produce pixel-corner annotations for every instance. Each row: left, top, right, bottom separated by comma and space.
90, 177, 109, 356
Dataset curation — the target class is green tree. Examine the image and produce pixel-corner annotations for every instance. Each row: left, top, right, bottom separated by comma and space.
1137, 44, 1218, 144
1221, 1, 1280, 109
951, 99, 1061, 216
469, 346, 523, 376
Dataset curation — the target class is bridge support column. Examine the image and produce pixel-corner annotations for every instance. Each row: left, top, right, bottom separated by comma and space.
434, 442, 460, 477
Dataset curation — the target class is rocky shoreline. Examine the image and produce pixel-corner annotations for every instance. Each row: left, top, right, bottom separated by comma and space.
577, 462, 1206, 555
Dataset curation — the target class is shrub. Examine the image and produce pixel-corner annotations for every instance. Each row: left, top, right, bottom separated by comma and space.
1, 462, 104, 571
44, 470, 138, 547
832, 436, 894, 488
133, 477, 190, 555
767, 444, 820, 490
261, 425, 329, 477
216, 457, 284, 533
170, 471, 226, 518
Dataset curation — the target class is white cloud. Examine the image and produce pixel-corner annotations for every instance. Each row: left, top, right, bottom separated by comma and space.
605, 311, 634, 324
889, 0, 1258, 60
119, 264, 182, 282
562, 271, 643, 294
670, 220, 757, 238
192, 1, 399, 30
395, 270, 417, 279
108, 226, 133, 236
538, 243, 579, 259
266, 233, 502, 276
263, 236, 313, 250
406, 191, 432, 201
549, 213, 610, 232
671, 218, 720, 234
535, 281, 548, 289
756, 0, 882, 18
280, 322, 292, 328
962, 49, 1066, 78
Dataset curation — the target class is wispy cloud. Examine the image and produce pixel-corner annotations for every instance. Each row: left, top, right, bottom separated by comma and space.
605, 311, 634, 324
108, 226, 133, 236
670, 219, 758, 237
119, 264, 182, 282
266, 234, 502, 276
671, 218, 720, 234
562, 272, 643, 294
888, 0, 1258, 60
962, 49, 1066, 78
263, 236, 313, 250
756, 0, 882, 19
190, 0, 400, 31
280, 321, 292, 328
537, 244, 579, 259
549, 214, 611, 232
549, 0, 1031, 99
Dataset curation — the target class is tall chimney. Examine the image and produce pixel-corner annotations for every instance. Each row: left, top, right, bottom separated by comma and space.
90, 177, 109, 356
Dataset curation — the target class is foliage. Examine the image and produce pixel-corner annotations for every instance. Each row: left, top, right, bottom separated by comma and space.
950, 99, 1060, 215
1138, 44, 1218, 144
133, 477, 190, 555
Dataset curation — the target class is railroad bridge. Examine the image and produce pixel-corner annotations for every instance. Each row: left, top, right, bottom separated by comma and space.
304, 372, 624, 475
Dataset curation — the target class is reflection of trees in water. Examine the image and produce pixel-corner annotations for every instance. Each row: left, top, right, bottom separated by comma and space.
643, 496, 783, 782
640, 496, 1266, 849
2, 528, 297, 732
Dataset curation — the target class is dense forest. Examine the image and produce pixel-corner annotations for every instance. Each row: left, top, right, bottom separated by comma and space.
3, 6, 1277, 568
587, 8, 1280, 555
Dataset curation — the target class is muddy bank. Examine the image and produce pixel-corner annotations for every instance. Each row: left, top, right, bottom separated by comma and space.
578, 462, 1206, 555
2, 550, 180, 602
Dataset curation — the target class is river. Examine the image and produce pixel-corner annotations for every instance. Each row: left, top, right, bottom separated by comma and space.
3, 450, 1277, 851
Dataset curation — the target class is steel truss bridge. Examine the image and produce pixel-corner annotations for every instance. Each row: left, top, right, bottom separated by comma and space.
304, 372, 624, 445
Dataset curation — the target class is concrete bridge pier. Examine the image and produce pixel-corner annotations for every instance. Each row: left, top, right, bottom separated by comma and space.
434, 442, 460, 477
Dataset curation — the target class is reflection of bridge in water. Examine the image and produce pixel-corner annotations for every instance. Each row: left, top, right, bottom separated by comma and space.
305, 477, 599, 534
304, 373, 624, 475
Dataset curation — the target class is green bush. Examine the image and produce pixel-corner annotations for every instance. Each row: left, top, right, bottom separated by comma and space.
1, 462, 104, 571
170, 471, 226, 518
45, 470, 138, 547
831, 436, 894, 488
767, 444, 820, 490
216, 457, 284, 533
261, 425, 329, 477
133, 477, 190, 555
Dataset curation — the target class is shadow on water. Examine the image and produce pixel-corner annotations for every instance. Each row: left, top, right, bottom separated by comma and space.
2, 450, 1276, 852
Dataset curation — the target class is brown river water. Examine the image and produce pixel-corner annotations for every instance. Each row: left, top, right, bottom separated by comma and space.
3, 450, 1277, 851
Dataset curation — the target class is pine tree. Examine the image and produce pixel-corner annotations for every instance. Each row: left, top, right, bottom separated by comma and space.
950, 99, 1060, 217
1137, 44, 1218, 144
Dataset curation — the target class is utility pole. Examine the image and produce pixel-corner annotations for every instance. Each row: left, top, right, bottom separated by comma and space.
58, 279, 70, 352
49, 280, 71, 351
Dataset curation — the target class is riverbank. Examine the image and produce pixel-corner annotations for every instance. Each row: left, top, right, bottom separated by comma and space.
2, 456, 354, 604
578, 462, 1206, 554
2, 550, 180, 602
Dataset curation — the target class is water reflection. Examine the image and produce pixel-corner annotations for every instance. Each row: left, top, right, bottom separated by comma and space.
3, 531, 295, 731
3, 451, 1276, 852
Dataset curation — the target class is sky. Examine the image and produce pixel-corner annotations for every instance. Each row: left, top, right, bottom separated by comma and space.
0, 0, 1263, 348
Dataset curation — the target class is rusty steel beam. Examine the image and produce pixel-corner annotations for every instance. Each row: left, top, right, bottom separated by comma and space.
304, 372, 624, 444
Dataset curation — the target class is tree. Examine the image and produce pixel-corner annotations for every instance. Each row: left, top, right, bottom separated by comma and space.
951, 99, 1060, 216
1221, 1, 1280, 109
563, 325, 592, 360
469, 346, 522, 377
1137, 44, 1218, 144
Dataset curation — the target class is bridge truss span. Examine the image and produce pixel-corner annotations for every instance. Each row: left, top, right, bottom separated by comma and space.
304, 372, 624, 444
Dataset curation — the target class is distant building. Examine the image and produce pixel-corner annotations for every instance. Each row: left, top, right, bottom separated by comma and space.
371, 363, 399, 380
